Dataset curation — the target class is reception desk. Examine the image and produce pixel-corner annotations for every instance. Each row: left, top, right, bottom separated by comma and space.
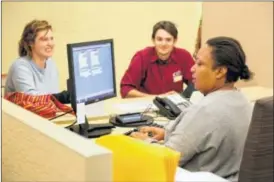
52, 95, 159, 126
2, 86, 273, 182
52, 86, 273, 126
2, 98, 229, 182
239, 86, 273, 101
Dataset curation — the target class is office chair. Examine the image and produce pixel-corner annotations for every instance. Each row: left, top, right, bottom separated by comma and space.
238, 96, 273, 182
1, 73, 7, 97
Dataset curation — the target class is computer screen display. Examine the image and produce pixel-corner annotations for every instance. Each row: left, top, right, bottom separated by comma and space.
67, 39, 116, 109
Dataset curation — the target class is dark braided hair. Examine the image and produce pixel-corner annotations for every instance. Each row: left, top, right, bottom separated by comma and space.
206, 36, 254, 83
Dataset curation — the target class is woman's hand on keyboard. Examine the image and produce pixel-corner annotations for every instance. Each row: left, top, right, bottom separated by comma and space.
130, 132, 149, 140
139, 126, 165, 141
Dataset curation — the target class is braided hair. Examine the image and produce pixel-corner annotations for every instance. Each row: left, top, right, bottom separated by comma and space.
206, 36, 254, 83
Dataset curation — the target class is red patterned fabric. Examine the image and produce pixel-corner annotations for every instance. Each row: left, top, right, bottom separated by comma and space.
4, 92, 74, 119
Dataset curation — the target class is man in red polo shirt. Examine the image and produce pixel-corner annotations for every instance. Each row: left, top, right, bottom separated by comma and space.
120, 21, 195, 98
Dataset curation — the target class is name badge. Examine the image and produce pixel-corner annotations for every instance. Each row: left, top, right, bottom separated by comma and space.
173, 70, 183, 83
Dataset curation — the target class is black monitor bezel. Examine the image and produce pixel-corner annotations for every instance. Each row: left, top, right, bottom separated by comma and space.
67, 39, 117, 112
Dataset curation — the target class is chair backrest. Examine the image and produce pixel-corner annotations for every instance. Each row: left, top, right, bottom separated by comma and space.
1, 73, 7, 97
238, 96, 273, 182
1, 73, 7, 87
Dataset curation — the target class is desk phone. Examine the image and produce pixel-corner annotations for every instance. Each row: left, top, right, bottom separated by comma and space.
116, 112, 145, 124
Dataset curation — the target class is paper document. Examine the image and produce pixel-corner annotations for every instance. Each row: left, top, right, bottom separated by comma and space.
175, 168, 230, 182
76, 102, 86, 124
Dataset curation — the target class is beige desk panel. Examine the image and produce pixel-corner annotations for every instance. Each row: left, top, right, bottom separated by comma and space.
239, 86, 273, 101
2, 99, 112, 182
52, 95, 156, 125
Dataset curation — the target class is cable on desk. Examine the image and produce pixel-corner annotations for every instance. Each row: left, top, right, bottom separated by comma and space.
139, 104, 170, 121
64, 120, 77, 128
48, 110, 74, 121
152, 116, 169, 121
141, 104, 153, 118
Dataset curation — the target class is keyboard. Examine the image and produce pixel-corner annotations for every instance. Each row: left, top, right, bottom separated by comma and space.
124, 128, 139, 136
150, 122, 165, 128
124, 122, 164, 136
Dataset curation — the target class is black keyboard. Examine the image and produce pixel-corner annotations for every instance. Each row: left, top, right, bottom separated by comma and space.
124, 128, 139, 136
150, 123, 165, 128
124, 123, 164, 136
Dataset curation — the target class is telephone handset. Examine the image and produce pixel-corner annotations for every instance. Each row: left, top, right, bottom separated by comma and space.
153, 96, 182, 120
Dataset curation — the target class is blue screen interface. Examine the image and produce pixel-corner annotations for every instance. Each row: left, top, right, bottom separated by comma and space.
71, 42, 115, 103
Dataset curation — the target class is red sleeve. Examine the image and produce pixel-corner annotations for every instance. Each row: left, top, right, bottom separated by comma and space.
120, 51, 145, 98
182, 50, 195, 83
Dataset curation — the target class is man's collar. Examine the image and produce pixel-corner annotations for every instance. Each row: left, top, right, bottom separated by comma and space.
150, 47, 178, 64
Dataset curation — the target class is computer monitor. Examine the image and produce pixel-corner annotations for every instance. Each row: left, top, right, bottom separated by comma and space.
66, 39, 116, 138
67, 39, 116, 113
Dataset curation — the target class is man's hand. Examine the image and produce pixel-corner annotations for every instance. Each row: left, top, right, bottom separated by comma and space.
159, 90, 177, 97
138, 126, 165, 141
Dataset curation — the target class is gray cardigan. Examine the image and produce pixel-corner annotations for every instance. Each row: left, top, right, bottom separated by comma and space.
164, 89, 253, 181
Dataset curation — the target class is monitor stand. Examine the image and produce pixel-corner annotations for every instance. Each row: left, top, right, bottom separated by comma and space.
85, 101, 106, 117
66, 79, 114, 138
66, 116, 114, 138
